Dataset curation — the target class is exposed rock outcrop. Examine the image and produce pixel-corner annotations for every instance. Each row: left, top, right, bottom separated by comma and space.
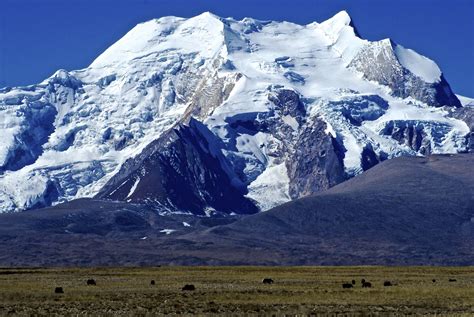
286, 118, 346, 199
97, 118, 258, 215
350, 40, 461, 108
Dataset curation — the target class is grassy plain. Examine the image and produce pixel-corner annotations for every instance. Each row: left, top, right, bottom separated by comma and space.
0, 266, 473, 316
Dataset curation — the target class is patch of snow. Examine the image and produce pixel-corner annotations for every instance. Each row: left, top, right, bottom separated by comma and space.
341, 133, 363, 175
182, 222, 191, 227
282, 115, 299, 130
324, 120, 336, 137
393, 44, 441, 83
245, 162, 291, 211
159, 229, 176, 235
203, 207, 216, 217
125, 177, 140, 199
456, 94, 474, 107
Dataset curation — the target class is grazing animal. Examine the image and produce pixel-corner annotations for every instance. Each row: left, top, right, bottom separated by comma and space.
361, 279, 366, 284
432, 279, 436, 283
449, 278, 457, 282
262, 278, 274, 284
383, 281, 392, 287
54, 287, 64, 294
351, 279, 356, 285
182, 284, 195, 291
87, 279, 96, 285
362, 281, 372, 288
150, 280, 155, 285
342, 283, 353, 289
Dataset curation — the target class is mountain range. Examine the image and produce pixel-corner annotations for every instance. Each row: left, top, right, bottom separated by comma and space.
0, 11, 472, 215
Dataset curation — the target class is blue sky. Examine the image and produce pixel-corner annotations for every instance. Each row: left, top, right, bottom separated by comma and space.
1, 0, 473, 96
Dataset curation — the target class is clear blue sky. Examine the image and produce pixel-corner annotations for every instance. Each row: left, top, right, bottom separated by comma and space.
1, 0, 473, 96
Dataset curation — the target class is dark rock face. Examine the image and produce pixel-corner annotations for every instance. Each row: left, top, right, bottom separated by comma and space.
286, 118, 346, 199
268, 89, 306, 121
350, 40, 461, 108
97, 118, 258, 216
449, 106, 474, 152
324, 95, 389, 126
360, 145, 380, 171
380, 120, 433, 154
430, 75, 462, 108
266, 89, 347, 200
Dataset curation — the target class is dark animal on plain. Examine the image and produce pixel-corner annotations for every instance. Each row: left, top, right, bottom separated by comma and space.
54, 287, 64, 294
361, 278, 366, 284
449, 278, 457, 282
432, 279, 436, 283
351, 279, 356, 285
342, 283, 353, 289
262, 278, 274, 284
383, 281, 392, 287
87, 279, 96, 285
362, 281, 372, 288
182, 284, 195, 291
150, 280, 155, 285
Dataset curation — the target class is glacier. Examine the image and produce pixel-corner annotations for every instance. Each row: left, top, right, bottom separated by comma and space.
0, 11, 471, 213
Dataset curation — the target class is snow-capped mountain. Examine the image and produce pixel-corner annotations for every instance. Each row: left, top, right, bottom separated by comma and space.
0, 11, 471, 214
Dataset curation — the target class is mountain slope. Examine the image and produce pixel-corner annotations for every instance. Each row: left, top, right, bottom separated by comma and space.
0, 11, 471, 213
0, 154, 471, 266
96, 118, 258, 215
207, 154, 474, 265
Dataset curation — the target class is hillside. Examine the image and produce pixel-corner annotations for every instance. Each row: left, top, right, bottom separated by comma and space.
0, 154, 471, 266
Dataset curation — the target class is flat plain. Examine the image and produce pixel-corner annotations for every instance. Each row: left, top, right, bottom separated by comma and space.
0, 266, 473, 316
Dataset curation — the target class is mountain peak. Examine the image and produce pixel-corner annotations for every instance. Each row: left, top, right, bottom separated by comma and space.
89, 11, 225, 68
194, 11, 221, 20
328, 10, 352, 26
321, 10, 361, 38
